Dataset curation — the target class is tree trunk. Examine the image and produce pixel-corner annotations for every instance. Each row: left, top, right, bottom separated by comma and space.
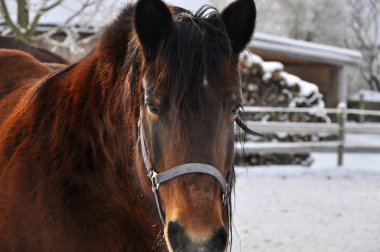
370, 75, 380, 91
17, 0, 30, 41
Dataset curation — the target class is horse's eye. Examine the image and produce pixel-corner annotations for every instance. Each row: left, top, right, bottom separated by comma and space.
147, 104, 161, 115
230, 105, 241, 116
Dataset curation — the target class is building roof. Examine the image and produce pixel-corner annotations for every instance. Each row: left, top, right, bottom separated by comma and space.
250, 32, 362, 66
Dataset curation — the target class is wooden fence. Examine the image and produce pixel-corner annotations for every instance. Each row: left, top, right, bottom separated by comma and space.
236, 103, 380, 166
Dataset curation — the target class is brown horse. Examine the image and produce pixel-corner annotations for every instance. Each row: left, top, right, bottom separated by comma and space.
0, 36, 68, 64
0, 0, 256, 251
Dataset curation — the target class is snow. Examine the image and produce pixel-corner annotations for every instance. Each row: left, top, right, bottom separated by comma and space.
308, 99, 329, 119
280, 71, 300, 86
249, 54, 264, 65
280, 72, 319, 96
261, 61, 284, 73
232, 152, 380, 252
261, 61, 284, 81
299, 80, 319, 96
240, 51, 264, 66
346, 133, 380, 147
350, 89, 380, 103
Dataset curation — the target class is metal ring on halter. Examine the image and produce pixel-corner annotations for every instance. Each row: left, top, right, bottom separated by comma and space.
148, 170, 160, 190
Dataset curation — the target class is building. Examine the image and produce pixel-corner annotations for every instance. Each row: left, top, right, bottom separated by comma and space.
250, 33, 363, 107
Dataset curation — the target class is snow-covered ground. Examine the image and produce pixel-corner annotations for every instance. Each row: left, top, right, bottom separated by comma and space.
232, 153, 380, 252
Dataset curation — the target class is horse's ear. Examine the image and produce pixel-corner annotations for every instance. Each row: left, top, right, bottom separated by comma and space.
221, 0, 256, 54
134, 0, 174, 60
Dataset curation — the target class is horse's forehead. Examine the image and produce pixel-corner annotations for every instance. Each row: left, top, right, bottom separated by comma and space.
144, 62, 239, 87
143, 75, 239, 98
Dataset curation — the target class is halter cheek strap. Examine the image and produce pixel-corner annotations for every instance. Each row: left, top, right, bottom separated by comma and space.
139, 120, 229, 225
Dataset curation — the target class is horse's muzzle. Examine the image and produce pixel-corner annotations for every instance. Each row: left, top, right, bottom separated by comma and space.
167, 221, 227, 252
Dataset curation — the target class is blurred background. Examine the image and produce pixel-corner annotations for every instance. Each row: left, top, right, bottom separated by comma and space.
1, 0, 379, 251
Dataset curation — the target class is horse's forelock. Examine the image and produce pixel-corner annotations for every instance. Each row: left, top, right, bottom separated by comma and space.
148, 6, 234, 117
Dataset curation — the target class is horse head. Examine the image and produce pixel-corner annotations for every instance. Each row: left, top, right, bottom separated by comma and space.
134, 0, 256, 250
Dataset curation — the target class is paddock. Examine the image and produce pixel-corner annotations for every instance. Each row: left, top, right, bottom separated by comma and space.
232, 152, 380, 252
233, 104, 380, 251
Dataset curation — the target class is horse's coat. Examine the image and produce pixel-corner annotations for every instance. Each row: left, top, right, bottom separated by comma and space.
0, 0, 256, 251
0, 36, 68, 64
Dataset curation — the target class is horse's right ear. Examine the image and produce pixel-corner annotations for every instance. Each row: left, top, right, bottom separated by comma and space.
134, 0, 174, 60
221, 0, 256, 54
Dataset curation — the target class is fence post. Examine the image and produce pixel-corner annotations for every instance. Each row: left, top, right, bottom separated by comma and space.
337, 103, 346, 166
359, 93, 365, 123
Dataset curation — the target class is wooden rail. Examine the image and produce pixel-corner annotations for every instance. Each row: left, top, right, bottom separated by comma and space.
236, 141, 380, 154
237, 105, 380, 166
244, 122, 380, 135
242, 106, 380, 117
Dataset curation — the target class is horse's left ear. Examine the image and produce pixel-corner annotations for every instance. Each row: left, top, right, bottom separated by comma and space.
134, 0, 174, 60
221, 0, 256, 54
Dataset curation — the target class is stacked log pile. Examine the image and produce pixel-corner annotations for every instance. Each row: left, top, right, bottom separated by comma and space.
236, 53, 333, 166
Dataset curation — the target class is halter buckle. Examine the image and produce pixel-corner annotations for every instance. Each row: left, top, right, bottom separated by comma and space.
148, 170, 160, 191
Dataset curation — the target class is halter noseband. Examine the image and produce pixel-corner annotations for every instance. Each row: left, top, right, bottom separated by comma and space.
139, 120, 229, 225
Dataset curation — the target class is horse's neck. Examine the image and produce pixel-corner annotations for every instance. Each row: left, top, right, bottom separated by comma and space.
26, 37, 141, 183
11, 8, 160, 238
17, 49, 159, 246
36, 6, 141, 166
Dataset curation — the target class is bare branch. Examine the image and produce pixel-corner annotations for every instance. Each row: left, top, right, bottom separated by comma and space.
346, 0, 380, 90
0, 0, 23, 37
28, 0, 64, 36
62, 0, 96, 26
40, 0, 64, 12
38, 0, 94, 38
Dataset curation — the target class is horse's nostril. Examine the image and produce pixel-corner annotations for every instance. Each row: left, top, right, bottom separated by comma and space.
168, 221, 187, 250
209, 227, 228, 251
167, 221, 227, 252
